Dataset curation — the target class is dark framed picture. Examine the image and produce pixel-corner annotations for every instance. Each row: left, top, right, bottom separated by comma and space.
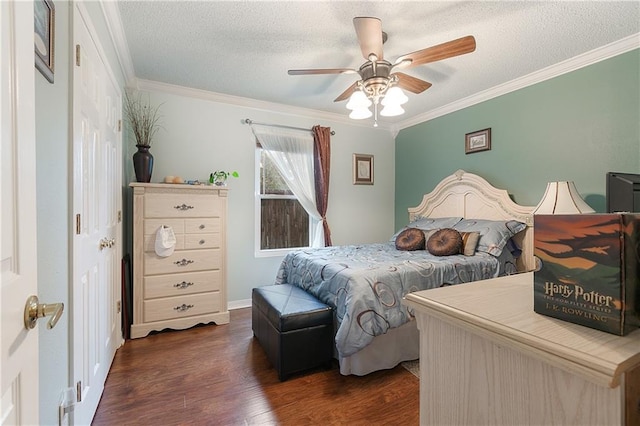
34, 0, 55, 83
353, 154, 373, 185
465, 128, 491, 154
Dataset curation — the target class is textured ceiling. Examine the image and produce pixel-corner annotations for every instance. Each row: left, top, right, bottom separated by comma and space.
117, 1, 640, 128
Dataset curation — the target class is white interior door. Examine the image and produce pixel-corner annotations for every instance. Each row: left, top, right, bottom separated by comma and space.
1, 1, 40, 424
71, 5, 122, 424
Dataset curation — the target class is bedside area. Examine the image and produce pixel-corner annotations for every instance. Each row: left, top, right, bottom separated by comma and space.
403, 272, 640, 426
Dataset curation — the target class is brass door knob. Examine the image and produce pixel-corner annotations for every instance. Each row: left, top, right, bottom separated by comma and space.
99, 237, 115, 250
24, 295, 64, 330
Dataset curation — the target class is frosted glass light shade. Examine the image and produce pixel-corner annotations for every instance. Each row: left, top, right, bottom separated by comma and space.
349, 107, 372, 119
346, 90, 372, 110
380, 104, 405, 117
533, 181, 595, 214
381, 87, 408, 106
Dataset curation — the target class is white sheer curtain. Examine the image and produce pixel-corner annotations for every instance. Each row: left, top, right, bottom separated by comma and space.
250, 124, 325, 247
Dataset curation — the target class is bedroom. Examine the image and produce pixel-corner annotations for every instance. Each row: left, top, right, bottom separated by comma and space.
3, 1, 638, 424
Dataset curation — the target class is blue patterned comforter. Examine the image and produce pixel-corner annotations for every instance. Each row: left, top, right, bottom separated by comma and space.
275, 242, 502, 357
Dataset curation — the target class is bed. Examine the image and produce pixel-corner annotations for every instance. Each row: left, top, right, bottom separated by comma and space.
274, 170, 535, 375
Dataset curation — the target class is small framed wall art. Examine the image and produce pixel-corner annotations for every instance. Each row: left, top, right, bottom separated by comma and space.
34, 0, 55, 83
353, 153, 374, 185
465, 128, 491, 154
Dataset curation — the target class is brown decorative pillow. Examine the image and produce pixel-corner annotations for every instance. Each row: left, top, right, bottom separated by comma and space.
395, 228, 426, 251
427, 228, 463, 256
459, 231, 481, 256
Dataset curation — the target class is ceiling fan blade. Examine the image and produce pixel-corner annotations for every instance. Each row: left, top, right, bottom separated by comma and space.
288, 68, 357, 75
395, 72, 432, 94
334, 82, 358, 102
396, 35, 476, 68
353, 17, 384, 60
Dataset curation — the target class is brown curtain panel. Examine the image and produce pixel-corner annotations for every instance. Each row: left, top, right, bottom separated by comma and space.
312, 125, 332, 246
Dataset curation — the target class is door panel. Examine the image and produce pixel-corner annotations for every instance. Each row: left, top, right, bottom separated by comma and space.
1, 1, 40, 424
72, 5, 122, 424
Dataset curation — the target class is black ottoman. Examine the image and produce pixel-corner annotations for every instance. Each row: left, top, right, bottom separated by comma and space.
252, 284, 333, 381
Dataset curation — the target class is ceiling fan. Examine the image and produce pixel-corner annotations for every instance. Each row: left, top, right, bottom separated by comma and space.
288, 17, 476, 125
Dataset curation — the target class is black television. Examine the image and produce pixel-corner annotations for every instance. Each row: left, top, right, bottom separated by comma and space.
606, 172, 640, 213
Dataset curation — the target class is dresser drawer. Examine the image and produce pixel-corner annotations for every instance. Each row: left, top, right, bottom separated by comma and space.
143, 292, 222, 323
184, 218, 220, 233
144, 270, 222, 299
144, 219, 185, 235
184, 233, 220, 249
144, 234, 186, 252
145, 193, 221, 218
144, 249, 221, 275
143, 232, 219, 251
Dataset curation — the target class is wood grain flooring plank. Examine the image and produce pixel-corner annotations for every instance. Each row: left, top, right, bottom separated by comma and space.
92, 308, 419, 425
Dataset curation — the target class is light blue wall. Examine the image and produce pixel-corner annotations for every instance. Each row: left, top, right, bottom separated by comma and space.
395, 49, 640, 227
35, 1, 71, 423
125, 90, 396, 302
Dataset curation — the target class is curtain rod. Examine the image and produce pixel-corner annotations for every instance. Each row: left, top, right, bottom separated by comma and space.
243, 118, 335, 135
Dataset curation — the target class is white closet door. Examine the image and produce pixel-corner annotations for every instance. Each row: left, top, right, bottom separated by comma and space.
71, 4, 122, 424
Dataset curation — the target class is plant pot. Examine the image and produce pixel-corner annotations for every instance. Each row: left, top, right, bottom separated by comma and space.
213, 178, 227, 186
133, 144, 154, 183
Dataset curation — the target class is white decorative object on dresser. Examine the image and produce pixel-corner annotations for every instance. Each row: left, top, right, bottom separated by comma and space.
129, 183, 229, 338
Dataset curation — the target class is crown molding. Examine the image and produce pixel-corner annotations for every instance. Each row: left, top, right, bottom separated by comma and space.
397, 33, 640, 130
132, 78, 396, 133
100, 1, 136, 86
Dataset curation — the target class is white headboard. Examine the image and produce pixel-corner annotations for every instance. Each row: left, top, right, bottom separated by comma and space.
407, 170, 535, 272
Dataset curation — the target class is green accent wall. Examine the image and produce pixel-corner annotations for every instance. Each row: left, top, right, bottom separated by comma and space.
395, 49, 640, 228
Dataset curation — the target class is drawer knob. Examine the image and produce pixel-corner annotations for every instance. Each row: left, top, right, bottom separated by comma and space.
173, 304, 194, 312
199, 224, 205, 229
174, 204, 194, 211
174, 281, 194, 289
174, 259, 194, 266
199, 239, 205, 245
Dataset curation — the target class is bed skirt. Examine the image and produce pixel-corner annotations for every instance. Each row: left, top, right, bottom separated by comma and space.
337, 320, 419, 376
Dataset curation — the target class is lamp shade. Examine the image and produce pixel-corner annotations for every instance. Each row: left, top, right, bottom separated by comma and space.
348, 107, 372, 120
346, 90, 372, 110
533, 181, 595, 214
381, 87, 408, 106
380, 104, 405, 117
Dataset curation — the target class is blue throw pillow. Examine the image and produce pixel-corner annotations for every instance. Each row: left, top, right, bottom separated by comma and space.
453, 219, 527, 257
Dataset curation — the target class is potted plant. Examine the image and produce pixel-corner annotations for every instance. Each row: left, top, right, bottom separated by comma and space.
209, 170, 239, 186
124, 91, 163, 182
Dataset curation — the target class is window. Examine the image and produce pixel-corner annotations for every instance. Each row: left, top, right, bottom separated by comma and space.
256, 147, 314, 254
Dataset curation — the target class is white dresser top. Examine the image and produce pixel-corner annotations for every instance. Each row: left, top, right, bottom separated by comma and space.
403, 272, 640, 388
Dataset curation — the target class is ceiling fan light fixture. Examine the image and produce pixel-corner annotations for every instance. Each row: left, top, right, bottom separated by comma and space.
349, 106, 373, 120
380, 104, 405, 117
289, 17, 477, 127
381, 86, 408, 106
346, 90, 372, 110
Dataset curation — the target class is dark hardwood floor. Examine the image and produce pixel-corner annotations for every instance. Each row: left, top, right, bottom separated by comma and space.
92, 308, 419, 425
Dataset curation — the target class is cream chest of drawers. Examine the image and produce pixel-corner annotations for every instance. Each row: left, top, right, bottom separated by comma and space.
403, 273, 640, 426
129, 183, 229, 338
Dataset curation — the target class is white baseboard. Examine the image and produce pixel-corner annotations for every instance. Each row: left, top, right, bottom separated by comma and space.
229, 299, 252, 310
